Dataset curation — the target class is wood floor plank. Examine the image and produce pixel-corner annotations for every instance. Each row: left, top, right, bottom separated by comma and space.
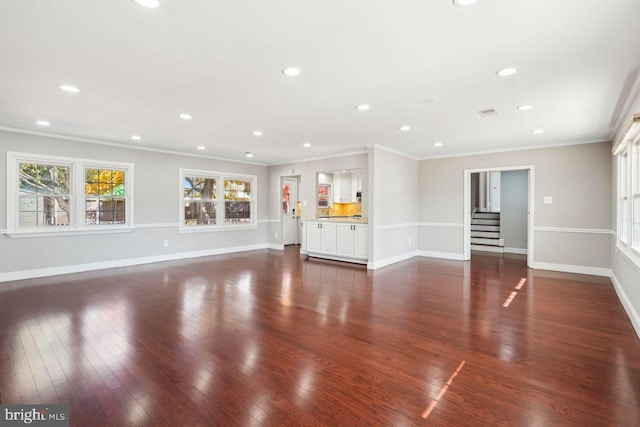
1, 247, 639, 426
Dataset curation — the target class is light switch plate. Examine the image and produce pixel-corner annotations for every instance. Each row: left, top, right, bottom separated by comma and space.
544, 196, 553, 204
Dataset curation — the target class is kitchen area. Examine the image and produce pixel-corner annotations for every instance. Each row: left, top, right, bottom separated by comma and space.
305, 169, 368, 264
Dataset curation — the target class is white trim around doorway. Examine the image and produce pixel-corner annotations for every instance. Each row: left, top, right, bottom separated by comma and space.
463, 165, 535, 267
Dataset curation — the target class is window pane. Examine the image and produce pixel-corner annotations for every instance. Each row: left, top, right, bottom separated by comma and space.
19, 196, 70, 227
224, 179, 252, 224
86, 168, 126, 196
224, 179, 251, 201
225, 201, 251, 224
85, 198, 97, 224
19, 163, 70, 196
621, 199, 629, 243
633, 196, 640, 248
184, 176, 216, 200
184, 201, 216, 225
86, 198, 126, 225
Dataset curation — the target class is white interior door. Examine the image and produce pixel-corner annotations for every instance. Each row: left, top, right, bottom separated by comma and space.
282, 178, 298, 245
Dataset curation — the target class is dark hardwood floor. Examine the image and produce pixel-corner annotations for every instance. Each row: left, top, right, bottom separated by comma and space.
1, 247, 639, 426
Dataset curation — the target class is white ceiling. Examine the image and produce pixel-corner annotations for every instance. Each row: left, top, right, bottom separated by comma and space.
1, 0, 639, 165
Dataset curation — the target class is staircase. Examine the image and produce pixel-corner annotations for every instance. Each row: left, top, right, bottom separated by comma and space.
471, 211, 504, 253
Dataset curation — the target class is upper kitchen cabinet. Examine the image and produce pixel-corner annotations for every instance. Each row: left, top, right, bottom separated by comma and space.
329, 171, 361, 203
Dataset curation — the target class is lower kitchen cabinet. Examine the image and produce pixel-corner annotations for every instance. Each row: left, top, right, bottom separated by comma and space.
306, 221, 336, 255
307, 220, 368, 264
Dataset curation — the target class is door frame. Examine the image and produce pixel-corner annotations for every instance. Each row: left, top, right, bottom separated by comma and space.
281, 176, 299, 245
463, 165, 535, 267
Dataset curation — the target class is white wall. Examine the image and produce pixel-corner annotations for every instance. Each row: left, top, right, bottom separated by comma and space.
500, 170, 528, 252
418, 142, 612, 271
369, 146, 418, 268
0, 130, 269, 281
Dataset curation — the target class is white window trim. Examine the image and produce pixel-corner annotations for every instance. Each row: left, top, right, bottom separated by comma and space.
6, 152, 134, 237
179, 168, 257, 233
616, 141, 640, 268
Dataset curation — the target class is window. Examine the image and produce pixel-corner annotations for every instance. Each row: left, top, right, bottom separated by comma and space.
7, 152, 133, 235
224, 178, 252, 224
633, 142, 640, 248
18, 162, 71, 228
615, 116, 640, 266
180, 169, 256, 231
620, 152, 629, 244
183, 176, 217, 225
85, 168, 127, 225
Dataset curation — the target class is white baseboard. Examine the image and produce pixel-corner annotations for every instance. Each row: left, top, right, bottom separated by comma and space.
367, 251, 418, 270
504, 247, 528, 255
530, 261, 611, 277
610, 272, 640, 341
0, 244, 270, 284
417, 250, 465, 261
268, 244, 285, 250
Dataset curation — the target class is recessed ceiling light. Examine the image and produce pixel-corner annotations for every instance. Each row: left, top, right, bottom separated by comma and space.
36, 120, 50, 127
245, 152, 254, 158
434, 142, 444, 147
179, 113, 192, 120
253, 130, 263, 136
58, 84, 80, 93
453, 0, 480, 6
197, 145, 206, 150
282, 67, 302, 77
399, 126, 411, 132
131, 135, 141, 141
303, 142, 312, 148
133, 0, 160, 8
356, 104, 370, 111
531, 129, 545, 134
517, 105, 534, 111
496, 67, 517, 77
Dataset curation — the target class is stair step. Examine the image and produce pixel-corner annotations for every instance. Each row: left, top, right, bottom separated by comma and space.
471, 237, 504, 246
471, 225, 500, 232
471, 231, 500, 238
471, 244, 505, 253
472, 219, 500, 225
474, 212, 500, 219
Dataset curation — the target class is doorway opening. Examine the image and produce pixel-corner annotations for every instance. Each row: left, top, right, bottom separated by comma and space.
281, 176, 300, 245
464, 166, 534, 267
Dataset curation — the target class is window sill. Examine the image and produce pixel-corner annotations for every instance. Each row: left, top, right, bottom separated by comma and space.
616, 243, 640, 273
5, 227, 134, 239
179, 224, 257, 233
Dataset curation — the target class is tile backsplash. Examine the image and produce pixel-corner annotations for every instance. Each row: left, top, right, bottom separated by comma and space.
318, 202, 362, 217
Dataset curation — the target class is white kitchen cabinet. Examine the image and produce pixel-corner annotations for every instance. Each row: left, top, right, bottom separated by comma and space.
306, 221, 321, 253
336, 224, 368, 260
308, 221, 368, 264
353, 225, 368, 259
339, 176, 351, 202
336, 224, 355, 257
306, 221, 336, 255
320, 222, 337, 254
350, 175, 362, 202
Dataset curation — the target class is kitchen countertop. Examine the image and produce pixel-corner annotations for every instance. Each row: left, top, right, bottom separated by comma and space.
311, 217, 368, 224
